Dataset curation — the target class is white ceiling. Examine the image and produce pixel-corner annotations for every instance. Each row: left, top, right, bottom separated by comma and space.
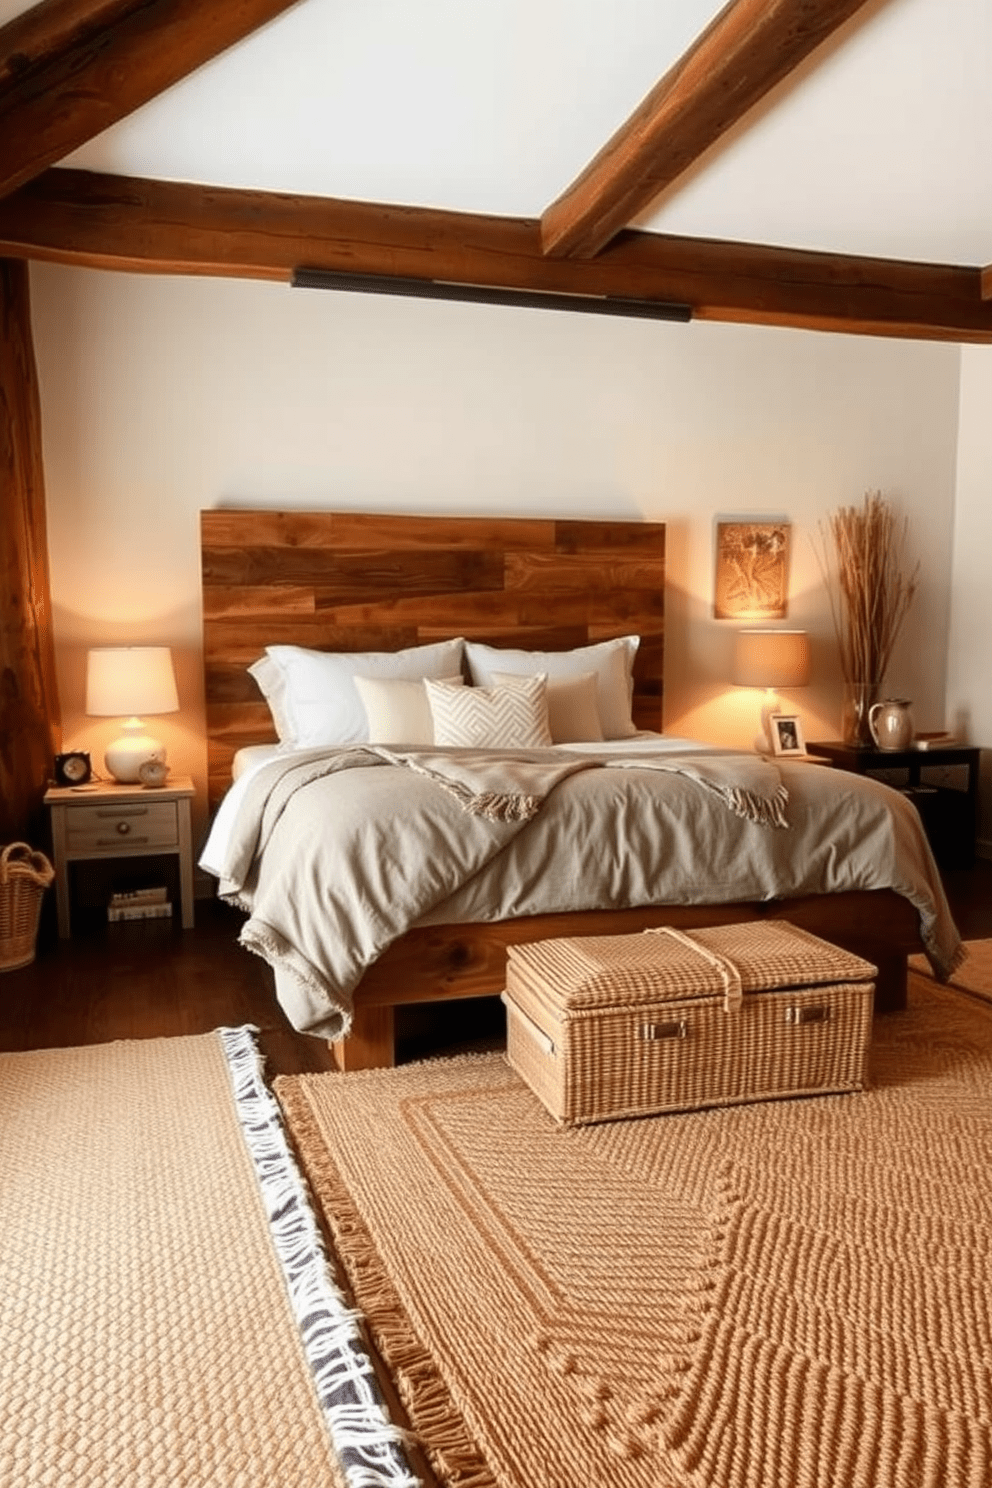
5, 0, 991, 264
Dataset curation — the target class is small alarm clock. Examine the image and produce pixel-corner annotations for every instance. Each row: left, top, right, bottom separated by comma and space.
137, 757, 170, 788
54, 751, 92, 787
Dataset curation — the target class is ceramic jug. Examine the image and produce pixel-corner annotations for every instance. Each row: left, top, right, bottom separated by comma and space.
868, 698, 913, 751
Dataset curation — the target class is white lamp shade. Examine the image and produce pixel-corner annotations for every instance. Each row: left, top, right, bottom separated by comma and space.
86, 647, 179, 783
732, 630, 810, 690
86, 647, 179, 718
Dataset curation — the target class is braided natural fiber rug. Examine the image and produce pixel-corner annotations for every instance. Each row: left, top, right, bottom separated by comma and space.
277, 980, 992, 1488
0, 1030, 417, 1488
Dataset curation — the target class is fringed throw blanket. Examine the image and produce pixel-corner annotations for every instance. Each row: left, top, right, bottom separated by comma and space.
367, 745, 790, 828
276, 978, 992, 1488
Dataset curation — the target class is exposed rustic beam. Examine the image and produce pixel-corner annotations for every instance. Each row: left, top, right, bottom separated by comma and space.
1, 168, 991, 343
541, 0, 877, 260
982, 265, 992, 301
0, 0, 135, 88
0, 258, 61, 842
0, 0, 303, 200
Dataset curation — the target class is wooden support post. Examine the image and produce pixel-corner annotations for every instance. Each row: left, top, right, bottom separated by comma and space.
0, 258, 60, 843
331, 1003, 397, 1072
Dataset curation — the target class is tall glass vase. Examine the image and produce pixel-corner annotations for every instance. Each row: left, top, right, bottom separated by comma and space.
841, 681, 880, 748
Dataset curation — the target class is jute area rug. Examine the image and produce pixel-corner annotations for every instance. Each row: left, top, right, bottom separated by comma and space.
0, 1030, 416, 1488
277, 978, 992, 1488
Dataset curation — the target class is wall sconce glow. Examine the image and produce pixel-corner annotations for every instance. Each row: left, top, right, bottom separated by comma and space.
732, 630, 810, 751
86, 647, 179, 783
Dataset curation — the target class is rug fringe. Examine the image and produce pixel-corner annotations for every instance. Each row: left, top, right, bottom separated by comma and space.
275, 1077, 501, 1488
218, 1026, 420, 1488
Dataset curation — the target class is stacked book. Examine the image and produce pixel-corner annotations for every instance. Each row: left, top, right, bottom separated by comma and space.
912, 732, 958, 751
107, 886, 173, 922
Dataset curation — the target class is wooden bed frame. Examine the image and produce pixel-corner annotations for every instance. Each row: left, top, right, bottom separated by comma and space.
201, 507, 920, 1069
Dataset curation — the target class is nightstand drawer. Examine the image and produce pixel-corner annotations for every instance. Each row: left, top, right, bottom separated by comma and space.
65, 801, 179, 853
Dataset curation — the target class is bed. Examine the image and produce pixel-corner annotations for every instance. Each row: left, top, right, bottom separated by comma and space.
200, 508, 959, 1069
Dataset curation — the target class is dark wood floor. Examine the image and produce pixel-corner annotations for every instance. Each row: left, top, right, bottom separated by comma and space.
3, 863, 992, 1075
0, 894, 340, 1074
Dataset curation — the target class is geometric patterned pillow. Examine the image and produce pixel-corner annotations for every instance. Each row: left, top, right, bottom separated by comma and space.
425, 675, 553, 749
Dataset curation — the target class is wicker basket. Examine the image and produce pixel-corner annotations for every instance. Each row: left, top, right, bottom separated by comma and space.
504, 922, 877, 1126
0, 843, 55, 972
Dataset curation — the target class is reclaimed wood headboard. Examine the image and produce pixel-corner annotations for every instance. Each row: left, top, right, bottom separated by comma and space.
201, 509, 666, 809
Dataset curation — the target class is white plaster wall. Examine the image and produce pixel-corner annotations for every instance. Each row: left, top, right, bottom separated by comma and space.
947, 345, 992, 854
29, 264, 961, 850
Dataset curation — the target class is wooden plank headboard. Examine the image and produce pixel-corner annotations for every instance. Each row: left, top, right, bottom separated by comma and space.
201, 509, 666, 809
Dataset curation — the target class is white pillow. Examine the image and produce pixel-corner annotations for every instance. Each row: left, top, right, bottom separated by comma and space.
354, 673, 464, 746
247, 654, 295, 743
426, 675, 553, 749
494, 670, 603, 744
252, 638, 465, 748
465, 636, 639, 739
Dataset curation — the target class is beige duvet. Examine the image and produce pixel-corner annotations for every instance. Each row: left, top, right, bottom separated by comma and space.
204, 743, 961, 1039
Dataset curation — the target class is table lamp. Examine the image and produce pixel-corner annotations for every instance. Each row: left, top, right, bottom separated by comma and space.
86, 646, 179, 783
732, 629, 810, 752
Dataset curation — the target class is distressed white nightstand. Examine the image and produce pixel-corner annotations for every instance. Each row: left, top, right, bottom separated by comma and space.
44, 776, 195, 938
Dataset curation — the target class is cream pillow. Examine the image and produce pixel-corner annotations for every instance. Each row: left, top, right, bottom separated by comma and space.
465, 636, 638, 739
251, 638, 465, 748
425, 675, 553, 749
354, 673, 463, 746
494, 670, 603, 744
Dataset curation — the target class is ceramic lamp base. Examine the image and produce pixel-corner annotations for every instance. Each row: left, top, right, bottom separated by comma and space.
754, 695, 780, 754
104, 718, 167, 784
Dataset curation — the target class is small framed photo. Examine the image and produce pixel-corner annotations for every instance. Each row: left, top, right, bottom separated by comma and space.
770, 714, 806, 757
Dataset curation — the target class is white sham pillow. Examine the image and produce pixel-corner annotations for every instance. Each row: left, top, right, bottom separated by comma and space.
494, 670, 603, 744
247, 654, 295, 743
354, 673, 464, 746
251, 638, 465, 748
465, 636, 638, 739
425, 674, 553, 749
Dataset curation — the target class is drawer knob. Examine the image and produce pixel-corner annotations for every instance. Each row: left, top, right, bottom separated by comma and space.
116, 821, 131, 836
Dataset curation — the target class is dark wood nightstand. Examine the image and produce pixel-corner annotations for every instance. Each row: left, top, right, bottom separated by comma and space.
806, 742, 980, 869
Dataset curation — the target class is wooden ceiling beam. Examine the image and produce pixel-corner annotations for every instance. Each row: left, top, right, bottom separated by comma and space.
541, 0, 877, 260
0, 0, 135, 88
1, 168, 990, 343
982, 265, 992, 301
0, 0, 303, 200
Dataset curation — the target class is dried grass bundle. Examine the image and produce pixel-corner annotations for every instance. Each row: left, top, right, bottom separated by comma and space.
819, 491, 919, 685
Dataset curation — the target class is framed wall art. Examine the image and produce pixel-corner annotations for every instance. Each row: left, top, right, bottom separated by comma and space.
714, 520, 790, 620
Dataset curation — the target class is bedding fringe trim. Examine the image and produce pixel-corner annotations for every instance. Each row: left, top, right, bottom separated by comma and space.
606, 767, 789, 829
275, 1076, 501, 1488
942, 936, 968, 983
440, 784, 543, 823
236, 919, 352, 1041
218, 1027, 419, 1488
712, 781, 788, 830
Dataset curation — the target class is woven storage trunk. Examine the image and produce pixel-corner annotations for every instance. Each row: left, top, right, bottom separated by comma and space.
0, 843, 55, 972
504, 921, 876, 1126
